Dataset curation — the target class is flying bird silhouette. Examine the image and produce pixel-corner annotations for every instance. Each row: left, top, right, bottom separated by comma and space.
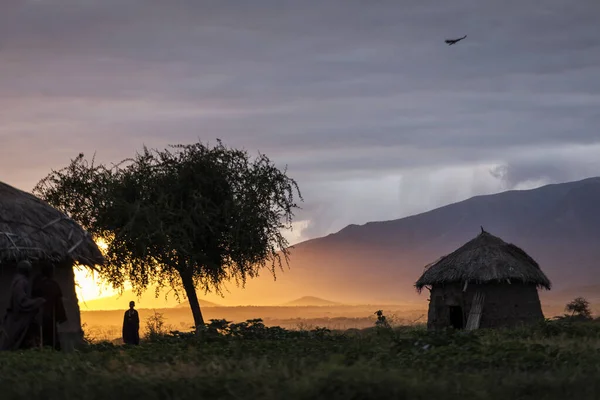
445, 35, 467, 45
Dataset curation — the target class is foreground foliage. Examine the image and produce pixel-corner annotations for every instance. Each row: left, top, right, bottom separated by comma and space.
2, 318, 600, 399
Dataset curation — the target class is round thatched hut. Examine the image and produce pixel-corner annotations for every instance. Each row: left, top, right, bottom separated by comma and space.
0, 181, 104, 346
415, 228, 551, 330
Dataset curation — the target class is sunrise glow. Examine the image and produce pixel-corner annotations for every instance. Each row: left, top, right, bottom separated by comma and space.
74, 268, 120, 304
75, 237, 121, 305
74, 228, 309, 309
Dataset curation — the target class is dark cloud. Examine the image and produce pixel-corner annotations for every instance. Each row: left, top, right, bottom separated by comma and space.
0, 0, 599, 241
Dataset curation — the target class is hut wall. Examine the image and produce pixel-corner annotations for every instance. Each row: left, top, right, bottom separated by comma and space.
54, 262, 84, 338
427, 283, 465, 330
0, 262, 84, 343
426, 282, 545, 330
473, 283, 544, 328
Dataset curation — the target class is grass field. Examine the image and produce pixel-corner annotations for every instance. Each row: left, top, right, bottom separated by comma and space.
80, 305, 428, 341
3, 316, 600, 399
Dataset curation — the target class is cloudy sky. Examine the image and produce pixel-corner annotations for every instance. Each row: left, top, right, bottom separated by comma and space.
1, 0, 599, 244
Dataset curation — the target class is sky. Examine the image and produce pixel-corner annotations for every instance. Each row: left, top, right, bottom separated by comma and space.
1, 0, 600, 250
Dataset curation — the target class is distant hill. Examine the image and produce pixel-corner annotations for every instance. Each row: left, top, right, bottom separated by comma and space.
286, 176, 600, 303
174, 299, 221, 308
282, 296, 340, 306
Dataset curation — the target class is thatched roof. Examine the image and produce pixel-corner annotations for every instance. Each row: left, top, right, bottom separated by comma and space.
0, 181, 104, 267
415, 229, 551, 292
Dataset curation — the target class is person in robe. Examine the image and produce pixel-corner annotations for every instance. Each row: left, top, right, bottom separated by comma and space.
32, 263, 67, 350
0, 260, 46, 351
122, 301, 140, 345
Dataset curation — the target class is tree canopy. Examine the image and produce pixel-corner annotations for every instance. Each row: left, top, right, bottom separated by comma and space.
34, 140, 302, 327
565, 297, 592, 320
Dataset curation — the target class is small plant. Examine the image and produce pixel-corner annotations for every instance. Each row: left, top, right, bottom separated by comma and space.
374, 310, 391, 330
144, 310, 169, 340
81, 322, 94, 345
310, 327, 332, 340
204, 319, 233, 338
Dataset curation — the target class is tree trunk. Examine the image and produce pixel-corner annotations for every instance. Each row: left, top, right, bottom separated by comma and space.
180, 270, 205, 330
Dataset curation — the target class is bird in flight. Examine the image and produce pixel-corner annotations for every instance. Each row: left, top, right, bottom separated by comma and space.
445, 35, 467, 45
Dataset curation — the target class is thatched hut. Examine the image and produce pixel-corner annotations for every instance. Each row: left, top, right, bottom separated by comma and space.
415, 228, 551, 330
0, 181, 104, 344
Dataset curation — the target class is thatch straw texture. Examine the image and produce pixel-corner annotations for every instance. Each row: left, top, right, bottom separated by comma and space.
415, 230, 551, 292
0, 181, 103, 267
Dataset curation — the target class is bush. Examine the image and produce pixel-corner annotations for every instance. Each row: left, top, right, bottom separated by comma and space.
144, 311, 173, 342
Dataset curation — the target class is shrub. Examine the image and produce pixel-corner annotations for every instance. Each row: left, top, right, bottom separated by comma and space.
144, 310, 171, 341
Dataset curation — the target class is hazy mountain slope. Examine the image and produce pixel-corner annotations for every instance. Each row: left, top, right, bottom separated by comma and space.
282, 296, 340, 306
281, 177, 600, 303
173, 299, 221, 308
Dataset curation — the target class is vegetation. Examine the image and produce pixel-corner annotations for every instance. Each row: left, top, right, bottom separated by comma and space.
374, 309, 391, 329
33, 140, 302, 328
3, 315, 600, 399
144, 311, 169, 341
564, 297, 593, 320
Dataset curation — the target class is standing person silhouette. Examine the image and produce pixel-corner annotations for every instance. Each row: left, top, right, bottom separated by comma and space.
122, 301, 140, 345
0, 260, 46, 350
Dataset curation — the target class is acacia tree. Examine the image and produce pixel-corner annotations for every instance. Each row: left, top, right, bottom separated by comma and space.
34, 140, 302, 328
565, 297, 592, 320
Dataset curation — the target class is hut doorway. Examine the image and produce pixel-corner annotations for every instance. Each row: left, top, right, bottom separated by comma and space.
449, 306, 464, 329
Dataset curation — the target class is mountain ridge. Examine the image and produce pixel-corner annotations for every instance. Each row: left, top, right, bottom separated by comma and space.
282, 296, 340, 306
325, 176, 600, 241
278, 176, 600, 304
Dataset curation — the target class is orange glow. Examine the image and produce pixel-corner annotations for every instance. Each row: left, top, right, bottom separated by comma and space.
74, 267, 121, 303
74, 231, 328, 310
75, 237, 123, 306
